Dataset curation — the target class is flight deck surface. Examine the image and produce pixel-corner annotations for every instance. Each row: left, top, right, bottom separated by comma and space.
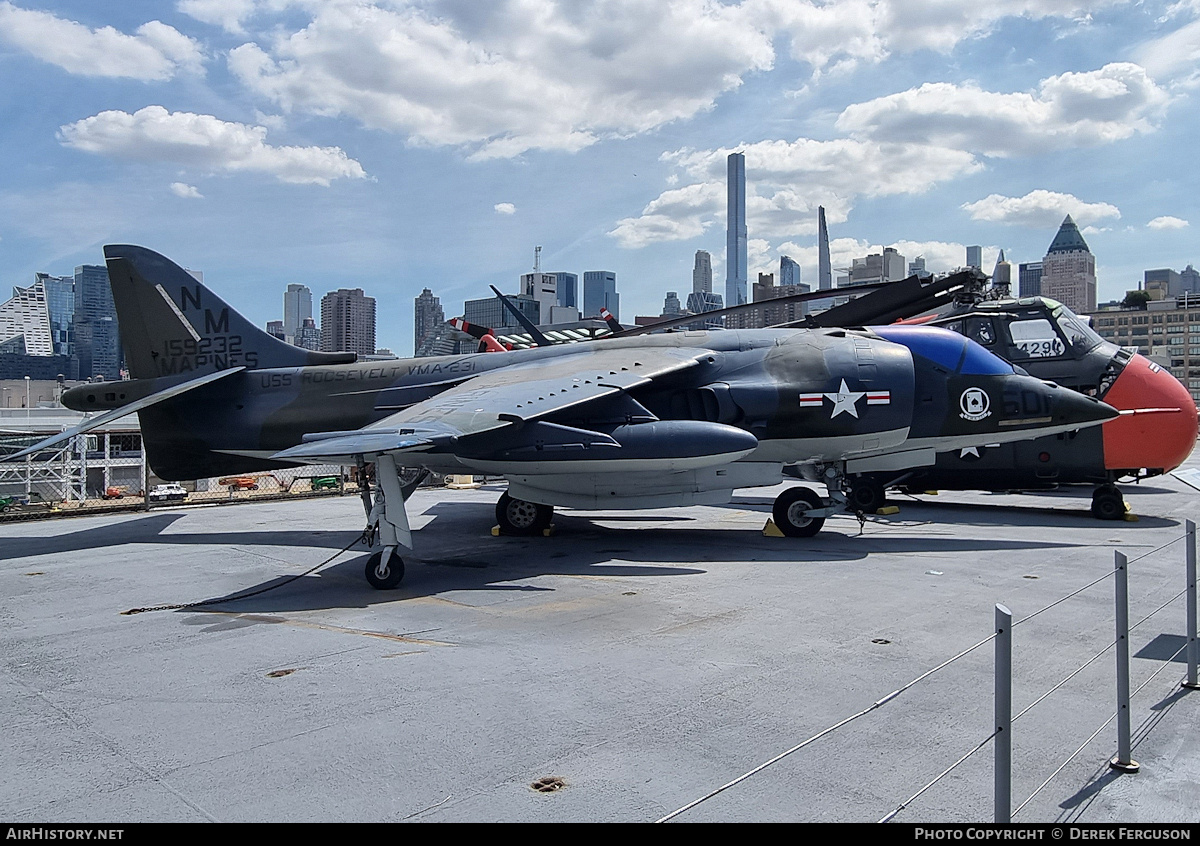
3, 457, 1199, 823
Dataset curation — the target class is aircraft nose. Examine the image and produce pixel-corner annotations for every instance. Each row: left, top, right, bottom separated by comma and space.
1049, 382, 1120, 427
1100, 354, 1199, 473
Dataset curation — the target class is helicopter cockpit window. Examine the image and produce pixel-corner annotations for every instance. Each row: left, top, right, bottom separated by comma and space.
1007, 318, 1065, 359
965, 317, 995, 346
1054, 310, 1104, 355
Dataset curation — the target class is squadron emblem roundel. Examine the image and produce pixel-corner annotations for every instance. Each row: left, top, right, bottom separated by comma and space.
959, 388, 991, 421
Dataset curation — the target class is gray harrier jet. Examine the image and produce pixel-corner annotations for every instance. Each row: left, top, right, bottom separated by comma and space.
8, 246, 1118, 588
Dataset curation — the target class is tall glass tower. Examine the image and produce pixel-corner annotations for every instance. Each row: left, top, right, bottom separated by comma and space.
726, 152, 747, 307
692, 250, 712, 295
283, 283, 312, 343
555, 272, 578, 309
583, 271, 618, 320
74, 264, 121, 380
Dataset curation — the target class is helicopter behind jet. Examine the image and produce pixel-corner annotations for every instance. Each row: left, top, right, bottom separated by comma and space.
845, 290, 1198, 518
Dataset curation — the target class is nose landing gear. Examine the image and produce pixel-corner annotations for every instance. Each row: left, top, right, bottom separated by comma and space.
771, 487, 826, 537
1091, 484, 1128, 520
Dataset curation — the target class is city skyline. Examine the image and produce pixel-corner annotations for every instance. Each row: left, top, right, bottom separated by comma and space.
0, 2, 1196, 354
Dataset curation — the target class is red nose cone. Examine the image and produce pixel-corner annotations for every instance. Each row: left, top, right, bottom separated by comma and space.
1102, 354, 1198, 472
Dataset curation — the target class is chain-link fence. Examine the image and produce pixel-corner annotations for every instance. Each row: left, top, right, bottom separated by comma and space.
0, 429, 451, 521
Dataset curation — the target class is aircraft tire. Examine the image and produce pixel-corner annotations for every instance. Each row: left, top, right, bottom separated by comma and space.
1091, 486, 1126, 521
847, 478, 886, 513
773, 487, 826, 538
365, 550, 405, 589
496, 492, 553, 536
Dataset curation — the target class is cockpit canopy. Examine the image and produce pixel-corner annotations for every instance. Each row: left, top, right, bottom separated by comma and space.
872, 325, 1015, 375
933, 298, 1107, 362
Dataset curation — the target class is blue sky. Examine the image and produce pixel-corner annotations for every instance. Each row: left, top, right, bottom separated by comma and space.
1, 0, 1198, 355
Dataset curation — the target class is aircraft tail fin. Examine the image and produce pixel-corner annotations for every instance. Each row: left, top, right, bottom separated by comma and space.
103, 244, 356, 380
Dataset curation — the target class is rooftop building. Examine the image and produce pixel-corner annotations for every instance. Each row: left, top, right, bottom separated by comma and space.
320, 288, 376, 356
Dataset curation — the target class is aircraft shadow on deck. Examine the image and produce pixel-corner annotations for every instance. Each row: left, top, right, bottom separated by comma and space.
132, 499, 1088, 613
3, 501, 1109, 614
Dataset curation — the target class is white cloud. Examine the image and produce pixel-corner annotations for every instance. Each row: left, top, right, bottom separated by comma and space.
610, 138, 980, 248
760, 1, 1121, 76
608, 182, 725, 248
836, 63, 1169, 157
177, 0, 257, 35
1148, 215, 1190, 229
228, 1, 775, 159
169, 182, 204, 198
960, 190, 1121, 228
1135, 13, 1200, 84
59, 106, 367, 186
493, 202, 516, 215
0, 2, 203, 80
222, 1, 1116, 159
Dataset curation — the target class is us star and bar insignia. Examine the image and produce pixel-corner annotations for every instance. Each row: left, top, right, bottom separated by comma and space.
798, 379, 891, 419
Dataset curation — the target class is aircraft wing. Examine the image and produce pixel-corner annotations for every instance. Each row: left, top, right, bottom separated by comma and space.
272, 346, 706, 463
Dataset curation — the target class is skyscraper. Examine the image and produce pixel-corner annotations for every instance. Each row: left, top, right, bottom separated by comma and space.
966, 245, 982, 270
0, 279, 53, 356
780, 255, 801, 288
908, 256, 931, 279
1182, 265, 1200, 295
320, 288, 376, 355
73, 264, 121, 380
1040, 215, 1096, 313
727, 270, 809, 329
726, 152, 747, 306
295, 317, 320, 351
555, 272, 578, 309
685, 291, 723, 327
464, 293, 538, 330
1143, 269, 1178, 300
414, 288, 444, 355
521, 271, 558, 325
266, 320, 285, 340
1019, 262, 1043, 298
817, 206, 832, 291
693, 250, 712, 295
283, 284, 312, 343
843, 247, 906, 287
583, 271, 618, 320
35, 272, 74, 356
662, 291, 683, 316
991, 249, 1012, 292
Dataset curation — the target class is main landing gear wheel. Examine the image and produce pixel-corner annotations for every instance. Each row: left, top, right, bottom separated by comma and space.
1091, 485, 1126, 521
847, 478, 886, 514
496, 492, 553, 536
772, 486, 826, 538
365, 550, 405, 589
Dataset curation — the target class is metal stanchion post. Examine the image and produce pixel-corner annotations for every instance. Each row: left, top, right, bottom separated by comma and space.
995, 604, 1012, 823
1185, 520, 1199, 691
1110, 551, 1140, 773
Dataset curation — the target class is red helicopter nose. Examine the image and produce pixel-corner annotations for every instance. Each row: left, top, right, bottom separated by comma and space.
1101, 353, 1198, 473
